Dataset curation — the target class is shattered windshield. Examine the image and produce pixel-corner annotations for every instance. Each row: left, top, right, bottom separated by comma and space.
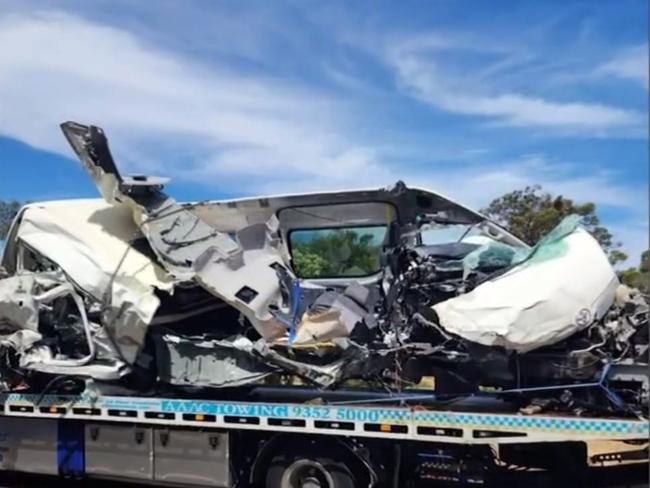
289, 225, 386, 278
420, 224, 474, 244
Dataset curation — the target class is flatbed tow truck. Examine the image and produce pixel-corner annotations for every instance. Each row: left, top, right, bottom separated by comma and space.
0, 389, 646, 487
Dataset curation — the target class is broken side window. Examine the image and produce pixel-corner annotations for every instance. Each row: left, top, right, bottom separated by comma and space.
17, 243, 59, 273
289, 225, 386, 278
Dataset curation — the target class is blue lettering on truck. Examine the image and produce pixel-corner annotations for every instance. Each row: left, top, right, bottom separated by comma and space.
161, 400, 289, 417
157, 399, 411, 422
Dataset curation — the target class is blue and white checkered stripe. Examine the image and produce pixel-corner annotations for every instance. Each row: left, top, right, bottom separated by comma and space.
372, 408, 412, 423
414, 411, 649, 436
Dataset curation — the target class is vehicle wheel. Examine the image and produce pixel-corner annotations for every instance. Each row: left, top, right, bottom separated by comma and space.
265, 454, 357, 488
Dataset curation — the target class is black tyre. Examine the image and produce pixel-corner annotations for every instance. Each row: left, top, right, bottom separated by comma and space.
265, 453, 357, 488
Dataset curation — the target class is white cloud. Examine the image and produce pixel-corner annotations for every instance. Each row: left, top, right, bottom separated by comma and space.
385, 36, 644, 133
596, 45, 649, 89
410, 154, 642, 211
0, 11, 390, 194
0, 11, 644, 258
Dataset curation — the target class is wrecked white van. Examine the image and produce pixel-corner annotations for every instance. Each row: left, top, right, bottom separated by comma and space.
0, 122, 646, 418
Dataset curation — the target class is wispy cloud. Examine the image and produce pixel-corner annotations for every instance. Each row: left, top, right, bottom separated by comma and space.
0, 11, 390, 194
0, 6, 645, 263
383, 34, 644, 134
410, 153, 644, 212
595, 44, 649, 89
0, 11, 644, 204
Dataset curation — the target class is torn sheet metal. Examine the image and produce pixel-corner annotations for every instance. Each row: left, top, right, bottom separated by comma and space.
154, 333, 275, 387
20, 351, 128, 380
433, 218, 620, 352
0, 271, 83, 335
0, 271, 128, 379
15, 200, 172, 293
193, 216, 291, 341
0, 274, 50, 332
14, 200, 171, 362
253, 339, 350, 387
60, 122, 292, 342
154, 332, 350, 388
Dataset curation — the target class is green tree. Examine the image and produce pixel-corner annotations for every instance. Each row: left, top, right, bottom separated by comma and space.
292, 247, 333, 277
0, 200, 22, 240
481, 185, 627, 265
292, 229, 381, 278
620, 250, 649, 293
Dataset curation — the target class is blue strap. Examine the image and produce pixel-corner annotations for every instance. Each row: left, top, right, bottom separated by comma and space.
288, 279, 301, 346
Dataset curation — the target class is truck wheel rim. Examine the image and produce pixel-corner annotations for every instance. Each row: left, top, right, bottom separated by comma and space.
281, 459, 335, 488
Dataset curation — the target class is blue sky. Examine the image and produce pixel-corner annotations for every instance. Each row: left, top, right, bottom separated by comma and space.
0, 0, 647, 263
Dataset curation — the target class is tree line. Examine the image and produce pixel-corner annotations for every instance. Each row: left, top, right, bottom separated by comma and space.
0, 200, 21, 241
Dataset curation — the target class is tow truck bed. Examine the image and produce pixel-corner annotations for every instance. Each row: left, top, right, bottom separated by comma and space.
1, 392, 647, 444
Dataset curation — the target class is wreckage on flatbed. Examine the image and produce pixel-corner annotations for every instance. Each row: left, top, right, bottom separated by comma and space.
0, 122, 647, 419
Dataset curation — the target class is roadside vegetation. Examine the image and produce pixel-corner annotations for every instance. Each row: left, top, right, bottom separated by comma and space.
0, 200, 21, 240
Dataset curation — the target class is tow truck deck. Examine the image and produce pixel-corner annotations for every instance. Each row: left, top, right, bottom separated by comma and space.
2, 393, 647, 444
0, 391, 646, 487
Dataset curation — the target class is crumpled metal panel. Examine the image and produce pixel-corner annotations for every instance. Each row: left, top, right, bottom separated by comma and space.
0, 270, 128, 380
61, 122, 293, 342
14, 201, 170, 363
433, 223, 619, 352
155, 334, 274, 387
0, 274, 47, 332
